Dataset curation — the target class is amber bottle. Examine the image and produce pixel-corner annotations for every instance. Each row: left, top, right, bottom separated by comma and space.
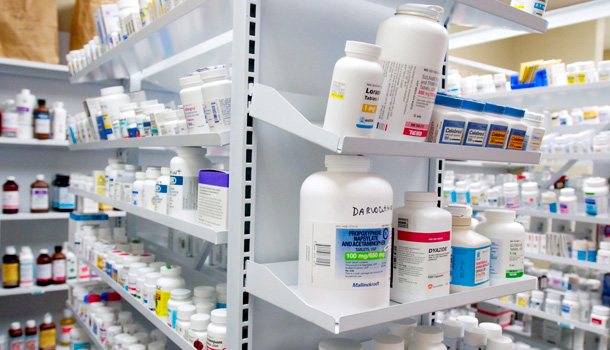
39, 313, 56, 350
30, 174, 50, 213
34, 99, 51, 140
52, 245, 66, 284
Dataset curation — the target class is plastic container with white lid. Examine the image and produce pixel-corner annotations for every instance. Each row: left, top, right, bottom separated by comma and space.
445, 204, 491, 292
460, 100, 488, 147
523, 111, 545, 151
323, 41, 383, 138
475, 209, 525, 284
155, 266, 185, 317
486, 336, 512, 350
572, 240, 588, 261
562, 291, 581, 320
545, 292, 562, 315
175, 304, 197, 338
483, 103, 509, 149
299, 155, 393, 316
469, 182, 482, 206
455, 181, 470, 205
167, 289, 193, 329
593, 134, 610, 153
559, 188, 578, 214
478, 323, 501, 338
374, 4, 448, 142
516, 291, 531, 307
205, 309, 227, 350
503, 107, 528, 151
142, 167, 161, 211
541, 191, 557, 213
582, 106, 599, 124
318, 339, 363, 350
442, 320, 463, 350
154, 167, 171, 215
462, 327, 487, 350
179, 75, 210, 134
583, 177, 609, 216
193, 285, 216, 305
372, 334, 404, 350
200, 67, 232, 132
99, 86, 131, 141
409, 326, 445, 350
503, 182, 519, 209
392, 192, 452, 297
389, 318, 417, 349
456, 315, 478, 330
426, 94, 466, 145
187, 314, 210, 344
196, 302, 215, 316
531, 290, 545, 310
591, 305, 610, 328
521, 182, 539, 210
169, 148, 212, 222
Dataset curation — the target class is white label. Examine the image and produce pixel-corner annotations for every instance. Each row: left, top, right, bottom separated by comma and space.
2, 112, 19, 134
304, 221, 391, 290
197, 183, 228, 230
489, 237, 524, 279
188, 332, 206, 344
169, 175, 198, 211
144, 288, 155, 310
155, 182, 169, 214
37, 263, 52, 281
526, 128, 545, 152
35, 113, 51, 134
376, 61, 440, 139
2, 191, 19, 209
53, 259, 66, 281
176, 322, 189, 338
55, 187, 75, 209
132, 190, 142, 206
122, 183, 133, 203
393, 216, 451, 294
206, 334, 227, 350
204, 97, 231, 130
30, 188, 49, 210
20, 261, 33, 285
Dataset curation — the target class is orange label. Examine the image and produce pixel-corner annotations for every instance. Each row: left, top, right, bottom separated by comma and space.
584, 111, 597, 120
487, 130, 507, 147
39, 329, 56, 349
2, 263, 18, 284
361, 104, 377, 114
508, 135, 525, 150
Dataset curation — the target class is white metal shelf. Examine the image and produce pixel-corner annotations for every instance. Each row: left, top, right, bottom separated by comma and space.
74, 252, 194, 349
0, 138, 69, 147
69, 188, 227, 244
476, 81, 610, 110
68, 131, 230, 150
525, 252, 610, 272
0, 211, 125, 221
474, 206, 610, 225
0, 284, 69, 297
485, 299, 610, 336
548, 123, 610, 135
70, 303, 106, 350
248, 84, 542, 163
366, 0, 547, 33
245, 260, 537, 334
541, 153, 610, 162
0, 57, 69, 80
69, 0, 233, 91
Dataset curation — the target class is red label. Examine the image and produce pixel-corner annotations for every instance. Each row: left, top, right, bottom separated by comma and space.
397, 230, 450, 243
403, 122, 428, 137
592, 318, 602, 325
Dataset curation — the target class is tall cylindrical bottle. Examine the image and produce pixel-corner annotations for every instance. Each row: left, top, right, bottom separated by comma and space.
24, 320, 37, 350
298, 155, 393, 316
168, 148, 211, 221
30, 174, 50, 213
2, 176, 19, 214
36, 249, 53, 287
52, 245, 67, 284
2, 246, 19, 288
39, 313, 56, 350
19, 246, 34, 287
34, 99, 51, 139
155, 167, 171, 214
52, 102, 67, 140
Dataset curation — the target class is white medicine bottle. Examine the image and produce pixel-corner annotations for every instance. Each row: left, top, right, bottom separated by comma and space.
168, 147, 212, 222
155, 167, 171, 214
475, 209, 525, 284
559, 188, 578, 214
389, 318, 417, 350
131, 172, 146, 207
441, 320, 463, 350
392, 192, 452, 298
142, 167, 161, 211
461, 327, 487, 350
298, 155, 393, 316
426, 93, 466, 145
205, 309, 227, 350
323, 40, 383, 137
155, 266, 185, 317
200, 66, 232, 132
408, 326, 446, 350
445, 204, 490, 292
460, 100, 488, 148
179, 75, 210, 134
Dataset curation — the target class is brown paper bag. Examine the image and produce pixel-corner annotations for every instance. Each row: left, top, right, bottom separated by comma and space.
70, 0, 117, 51
0, 0, 59, 64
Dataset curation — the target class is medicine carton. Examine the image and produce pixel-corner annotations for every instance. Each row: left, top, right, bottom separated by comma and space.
197, 170, 229, 231
94, 4, 120, 45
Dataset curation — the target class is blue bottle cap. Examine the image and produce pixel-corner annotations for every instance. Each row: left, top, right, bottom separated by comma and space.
460, 99, 485, 112
504, 106, 526, 118
435, 94, 462, 109
483, 103, 506, 115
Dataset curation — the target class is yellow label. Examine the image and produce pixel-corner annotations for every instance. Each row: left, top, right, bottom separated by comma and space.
155, 290, 171, 317
517, 297, 528, 307
584, 110, 597, 120
330, 92, 344, 99
97, 256, 104, 269
102, 112, 112, 130
2, 263, 18, 284
361, 104, 377, 113
577, 73, 586, 84
508, 135, 525, 150
500, 296, 509, 302
487, 130, 507, 147
40, 328, 56, 349
567, 74, 575, 84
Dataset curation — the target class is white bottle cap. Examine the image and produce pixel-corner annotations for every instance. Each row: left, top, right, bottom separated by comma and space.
145, 272, 161, 285
372, 334, 404, 350
593, 305, 610, 316
600, 241, 610, 250
40, 249, 49, 255
210, 308, 227, 323
6, 246, 16, 255
479, 322, 502, 337
10, 322, 21, 329
196, 302, 216, 315
7, 176, 15, 181
388, 318, 417, 342
396, 4, 443, 21
521, 182, 538, 191
560, 188, 575, 196
189, 314, 211, 331
216, 283, 227, 294
179, 74, 202, 88
160, 265, 181, 277
442, 320, 464, 338
344, 41, 382, 59
531, 290, 545, 299
487, 336, 512, 350
147, 341, 165, 350
565, 291, 579, 301
319, 338, 363, 350
160, 167, 170, 176
194, 286, 216, 298
177, 304, 197, 320
413, 326, 443, 344
170, 289, 191, 300
128, 345, 146, 350
100, 86, 125, 96
133, 332, 149, 346
404, 192, 437, 202
199, 67, 230, 83
457, 315, 478, 330
464, 327, 487, 346
445, 204, 473, 218
36, 174, 45, 181
325, 155, 370, 169
484, 209, 516, 222
26, 320, 36, 328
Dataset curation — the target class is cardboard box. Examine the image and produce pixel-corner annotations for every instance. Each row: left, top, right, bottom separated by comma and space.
197, 170, 229, 231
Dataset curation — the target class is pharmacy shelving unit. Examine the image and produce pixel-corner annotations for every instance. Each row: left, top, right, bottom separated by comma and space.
525, 252, 610, 273
69, 188, 227, 244
0, 57, 69, 80
0, 284, 70, 297
474, 206, 610, 225
0, 211, 125, 221
485, 299, 610, 337
68, 131, 230, 150
0, 138, 69, 147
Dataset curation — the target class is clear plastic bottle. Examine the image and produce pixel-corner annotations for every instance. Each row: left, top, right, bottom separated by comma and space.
205, 309, 227, 350
155, 167, 171, 214
168, 148, 212, 221
298, 155, 393, 316
323, 41, 383, 137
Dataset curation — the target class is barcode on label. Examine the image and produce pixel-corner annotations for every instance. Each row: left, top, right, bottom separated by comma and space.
397, 217, 408, 229
314, 244, 331, 266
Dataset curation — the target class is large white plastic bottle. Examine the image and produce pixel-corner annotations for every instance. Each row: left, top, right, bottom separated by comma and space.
52, 102, 67, 140
98, 86, 131, 140
168, 147, 211, 221
16, 89, 36, 139
200, 67, 232, 132
298, 155, 393, 316
392, 192, 452, 298
179, 75, 210, 134
374, 4, 448, 142
323, 40, 384, 137
19, 246, 35, 287
143, 167, 161, 211
155, 167, 171, 214
445, 205, 491, 292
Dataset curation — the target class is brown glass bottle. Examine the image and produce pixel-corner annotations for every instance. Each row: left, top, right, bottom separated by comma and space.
34, 99, 50, 140
24, 319, 37, 350
39, 313, 56, 350
2, 246, 19, 288
9, 322, 24, 349
30, 174, 50, 213
36, 249, 52, 286
52, 246, 66, 284
2, 176, 19, 214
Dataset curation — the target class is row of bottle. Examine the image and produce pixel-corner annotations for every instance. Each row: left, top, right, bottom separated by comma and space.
1, 174, 75, 214
2, 245, 71, 288
552, 106, 610, 126
0, 89, 67, 140
445, 71, 511, 97
297, 154, 525, 316
3, 312, 74, 350
543, 131, 610, 155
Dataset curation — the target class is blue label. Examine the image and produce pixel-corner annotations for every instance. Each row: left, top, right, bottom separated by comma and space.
336, 227, 389, 286
170, 176, 183, 186
462, 122, 487, 147
549, 202, 557, 213
506, 128, 526, 150
450, 245, 491, 287
69, 126, 77, 144
585, 198, 598, 216
217, 302, 227, 308
562, 304, 570, 313
485, 124, 508, 148
96, 115, 107, 140
534, 2, 545, 10
577, 250, 587, 261
588, 250, 597, 262
156, 184, 168, 194
522, 134, 529, 150
439, 120, 465, 145
106, 262, 112, 276
128, 127, 138, 138
72, 342, 90, 350
36, 113, 50, 120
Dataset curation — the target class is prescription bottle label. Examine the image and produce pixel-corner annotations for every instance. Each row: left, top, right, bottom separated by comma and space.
39, 328, 55, 349
206, 335, 227, 350
375, 61, 439, 139
2, 191, 19, 210
489, 238, 524, 279
183, 103, 208, 131
25, 334, 36, 350
357, 82, 381, 129
450, 245, 491, 287
155, 290, 171, 317
578, 73, 586, 84
584, 110, 597, 120
35, 113, 51, 134
3, 262, 19, 284
585, 193, 608, 216
10, 338, 23, 350
205, 97, 231, 129
567, 74, 576, 85
506, 128, 526, 150
304, 221, 390, 290
169, 175, 198, 211
30, 188, 49, 210
438, 120, 465, 145
485, 124, 508, 148
393, 225, 451, 295
463, 122, 487, 147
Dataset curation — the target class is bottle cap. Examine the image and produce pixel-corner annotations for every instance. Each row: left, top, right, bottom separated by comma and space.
160, 265, 181, 277
396, 4, 443, 21
464, 327, 487, 346
210, 308, 227, 323
344, 41, 382, 59
179, 74, 203, 88
434, 94, 462, 109
43, 312, 52, 324
40, 248, 49, 255
388, 317, 417, 341
6, 246, 16, 255
199, 67, 230, 83
504, 106, 525, 118
194, 285, 216, 298
413, 326, 443, 343
442, 320, 464, 338
560, 188, 575, 196
26, 320, 36, 328
457, 315, 478, 330
319, 338, 363, 350
107, 292, 121, 302
147, 342, 165, 350
177, 304, 197, 320
565, 291, 579, 301
479, 322, 502, 337
100, 86, 125, 96
170, 289, 192, 300
36, 174, 45, 181
7, 176, 15, 181
38, 99, 46, 106
524, 111, 544, 123
54, 245, 62, 253
128, 344, 146, 350
63, 309, 73, 318
404, 191, 437, 202
483, 209, 515, 223
10, 322, 21, 330
461, 99, 485, 113
160, 167, 170, 176
53, 101, 64, 109
196, 302, 216, 315
145, 272, 162, 285
372, 334, 404, 349
531, 290, 545, 299
593, 305, 610, 316
189, 314, 211, 331
483, 103, 505, 115
325, 155, 370, 169
584, 177, 607, 188
133, 332, 149, 345
216, 283, 227, 294
487, 336, 512, 350
521, 182, 538, 192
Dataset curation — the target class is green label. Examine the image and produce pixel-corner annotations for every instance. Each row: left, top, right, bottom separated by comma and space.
506, 270, 524, 278
345, 251, 386, 261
